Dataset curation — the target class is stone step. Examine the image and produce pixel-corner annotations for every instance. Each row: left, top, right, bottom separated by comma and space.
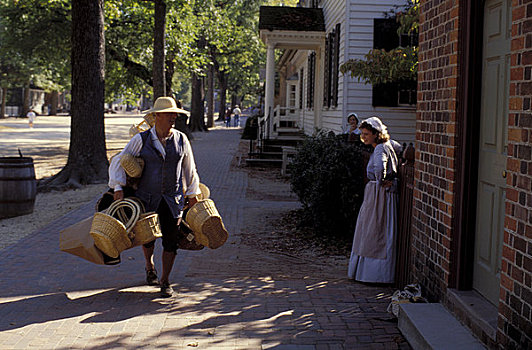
398, 303, 486, 350
248, 151, 283, 159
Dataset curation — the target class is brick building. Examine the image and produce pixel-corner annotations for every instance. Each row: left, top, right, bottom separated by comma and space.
411, 0, 531, 348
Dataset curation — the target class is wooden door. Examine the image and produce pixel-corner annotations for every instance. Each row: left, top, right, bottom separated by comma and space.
473, 0, 511, 305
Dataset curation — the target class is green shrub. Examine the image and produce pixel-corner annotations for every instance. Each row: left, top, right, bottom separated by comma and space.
289, 130, 369, 238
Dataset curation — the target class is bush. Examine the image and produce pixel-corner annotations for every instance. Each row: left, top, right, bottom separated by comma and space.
289, 130, 370, 238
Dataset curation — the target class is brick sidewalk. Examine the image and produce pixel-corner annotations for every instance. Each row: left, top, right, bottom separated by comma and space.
0, 127, 410, 349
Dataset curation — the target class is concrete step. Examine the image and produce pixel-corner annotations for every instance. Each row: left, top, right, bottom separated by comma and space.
245, 158, 282, 168
264, 137, 303, 147
276, 127, 304, 135
398, 303, 486, 350
248, 151, 283, 159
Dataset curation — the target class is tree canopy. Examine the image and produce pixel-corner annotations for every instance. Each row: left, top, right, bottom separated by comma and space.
0, 0, 282, 110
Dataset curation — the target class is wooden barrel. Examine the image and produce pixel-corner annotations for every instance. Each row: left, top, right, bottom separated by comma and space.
0, 157, 37, 219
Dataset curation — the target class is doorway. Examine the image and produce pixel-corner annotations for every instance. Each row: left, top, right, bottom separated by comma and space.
472, 0, 511, 305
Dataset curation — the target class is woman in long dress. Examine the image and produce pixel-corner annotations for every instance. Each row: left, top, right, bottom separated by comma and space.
348, 116, 399, 283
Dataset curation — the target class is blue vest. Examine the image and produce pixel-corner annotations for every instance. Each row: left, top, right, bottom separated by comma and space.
135, 130, 185, 218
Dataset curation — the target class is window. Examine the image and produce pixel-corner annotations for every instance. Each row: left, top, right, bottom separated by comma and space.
323, 23, 341, 108
307, 52, 316, 109
372, 18, 417, 107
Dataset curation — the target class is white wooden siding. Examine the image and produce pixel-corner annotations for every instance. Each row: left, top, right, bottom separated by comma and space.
341, 0, 416, 143
277, 0, 417, 144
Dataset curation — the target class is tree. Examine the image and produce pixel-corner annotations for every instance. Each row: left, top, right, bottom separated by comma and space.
39, 0, 107, 190
0, 0, 71, 116
340, 0, 419, 85
153, 0, 166, 99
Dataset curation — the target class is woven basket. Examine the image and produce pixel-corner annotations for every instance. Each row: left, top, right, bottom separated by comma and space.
90, 212, 132, 258
129, 124, 140, 138
120, 153, 144, 178
132, 212, 162, 245
197, 183, 210, 200
185, 199, 228, 249
144, 113, 156, 127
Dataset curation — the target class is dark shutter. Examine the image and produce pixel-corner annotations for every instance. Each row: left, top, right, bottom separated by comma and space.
299, 68, 304, 109
307, 53, 315, 109
323, 36, 330, 106
332, 23, 341, 107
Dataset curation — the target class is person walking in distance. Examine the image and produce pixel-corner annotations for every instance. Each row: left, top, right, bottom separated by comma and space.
27, 108, 36, 128
108, 96, 201, 297
232, 105, 241, 127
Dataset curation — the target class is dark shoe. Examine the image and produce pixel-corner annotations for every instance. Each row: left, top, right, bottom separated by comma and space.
160, 281, 174, 298
146, 269, 159, 286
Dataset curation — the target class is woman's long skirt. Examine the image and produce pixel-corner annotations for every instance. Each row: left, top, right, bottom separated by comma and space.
348, 181, 397, 283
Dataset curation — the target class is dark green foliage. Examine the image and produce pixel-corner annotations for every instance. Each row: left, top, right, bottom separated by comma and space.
289, 130, 369, 238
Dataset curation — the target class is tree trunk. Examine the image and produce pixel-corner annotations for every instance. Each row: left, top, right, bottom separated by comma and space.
153, 0, 166, 99
50, 90, 59, 115
189, 72, 206, 132
22, 84, 30, 117
165, 56, 175, 97
39, 0, 107, 191
216, 69, 227, 121
0, 87, 6, 118
206, 64, 214, 128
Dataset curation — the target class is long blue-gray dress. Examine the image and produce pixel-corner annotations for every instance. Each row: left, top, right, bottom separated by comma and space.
348, 140, 398, 283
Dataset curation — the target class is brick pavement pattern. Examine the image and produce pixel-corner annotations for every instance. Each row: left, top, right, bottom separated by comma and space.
0, 127, 410, 349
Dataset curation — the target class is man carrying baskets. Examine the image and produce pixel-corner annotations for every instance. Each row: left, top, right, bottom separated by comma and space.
109, 96, 201, 297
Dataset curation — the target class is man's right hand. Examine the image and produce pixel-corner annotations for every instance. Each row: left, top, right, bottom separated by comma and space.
113, 190, 124, 201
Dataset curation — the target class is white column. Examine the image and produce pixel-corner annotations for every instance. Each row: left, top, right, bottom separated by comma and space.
264, 43, 275, 139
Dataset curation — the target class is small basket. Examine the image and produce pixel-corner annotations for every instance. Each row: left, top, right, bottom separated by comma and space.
132, 212, 162, 245
90, 212, 132, 258
197, 183, 210, 200
185, 199, 228, 249
144, 113, 156, 127
120, 154, 144, 178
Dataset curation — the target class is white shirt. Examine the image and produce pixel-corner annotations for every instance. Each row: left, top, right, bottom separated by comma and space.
108, 127, 201, 198
233, 107, 241, 116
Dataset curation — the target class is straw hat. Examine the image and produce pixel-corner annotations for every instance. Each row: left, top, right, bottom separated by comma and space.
142, 97, 190, 115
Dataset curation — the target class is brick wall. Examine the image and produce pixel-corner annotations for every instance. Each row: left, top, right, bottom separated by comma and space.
412, 0, 459, 302
498, 0, 532, 348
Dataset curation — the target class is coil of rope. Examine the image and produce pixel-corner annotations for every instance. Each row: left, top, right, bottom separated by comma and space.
105, 198, 143, 236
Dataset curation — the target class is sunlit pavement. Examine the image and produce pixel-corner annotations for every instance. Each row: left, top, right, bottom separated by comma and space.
0, 119, 409, 349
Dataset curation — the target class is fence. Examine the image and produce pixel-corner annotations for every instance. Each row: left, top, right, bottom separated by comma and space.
395, 143, 415, 288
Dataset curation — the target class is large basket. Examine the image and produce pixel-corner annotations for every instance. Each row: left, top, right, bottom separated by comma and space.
197, 183, 210, 200
90, 212, 132, 258
120, 153, 144, 178
132, 212, 162, 245
185, 199, 228, 249
144, 113, 156, 127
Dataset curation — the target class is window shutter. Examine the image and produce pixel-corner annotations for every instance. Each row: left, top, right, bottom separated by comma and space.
307, 53, 315, 109
323, 36, 330, 106
332, 23, 341, 107
299, 68, 304, 109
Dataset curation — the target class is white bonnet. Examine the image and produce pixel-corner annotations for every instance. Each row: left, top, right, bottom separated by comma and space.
360, 116, 387, 134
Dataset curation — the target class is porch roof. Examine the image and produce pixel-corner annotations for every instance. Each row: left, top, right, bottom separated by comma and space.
259, 6, 325, 32
259, 6, 325, 50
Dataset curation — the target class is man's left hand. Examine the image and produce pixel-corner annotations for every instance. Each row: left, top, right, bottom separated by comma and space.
186, 196, 198, 209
